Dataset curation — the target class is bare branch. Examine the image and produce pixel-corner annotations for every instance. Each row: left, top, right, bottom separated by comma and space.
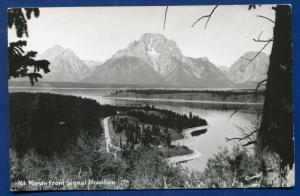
255, 79, 267, 94
253, 32, 274, 42
241, 57, 252, 61
191, 5, 218, 29
229, 77, 266, 119
191, 15, 209, 28
229, 101, 250, 119
163, 6, 169, 30
243, 141, 257, 147
243, 40, 272, 64
258, 31, 263, 40
226, 129, 258, 142
253, 38, 274, 42
257, 15, 275, 23
225, 137, 243, 142
233, 124, 252, 136
228, 80, 265, 119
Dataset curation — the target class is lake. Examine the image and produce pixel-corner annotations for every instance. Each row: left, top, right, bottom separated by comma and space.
9, 87, 259, 172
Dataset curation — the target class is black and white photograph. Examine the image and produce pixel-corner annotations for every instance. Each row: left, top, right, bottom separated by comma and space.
8, 4, 294, 191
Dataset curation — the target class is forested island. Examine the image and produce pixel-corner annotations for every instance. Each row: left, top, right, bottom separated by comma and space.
10, 92, 207, 190
108, 89, 265, 104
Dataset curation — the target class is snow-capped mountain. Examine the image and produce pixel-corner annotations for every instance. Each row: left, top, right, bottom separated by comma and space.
39, 45, 92, 82
228, 51, 269, 85
82, 60, 103, 70
112, 33, 184, 77
81, 56, 164, 85
38, 36, 269, 88
82, 33, 232, 87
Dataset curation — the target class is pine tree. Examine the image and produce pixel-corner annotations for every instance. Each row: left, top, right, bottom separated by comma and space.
257, 5, 293, 169
8, 8, 50, 85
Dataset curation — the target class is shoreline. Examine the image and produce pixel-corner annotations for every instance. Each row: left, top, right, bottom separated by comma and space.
104, 96, 263, 105
9, 86, 124, 90
103, 116, 203, 165
165, 151, 202, 164
165, 125, 209, 164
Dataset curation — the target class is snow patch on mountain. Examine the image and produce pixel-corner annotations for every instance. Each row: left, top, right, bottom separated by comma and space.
82, 33, 232, 87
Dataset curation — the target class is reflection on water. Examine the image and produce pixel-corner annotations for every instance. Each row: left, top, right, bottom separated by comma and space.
9, 87, 258, 171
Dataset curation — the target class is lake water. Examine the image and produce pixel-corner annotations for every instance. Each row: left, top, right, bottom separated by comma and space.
9, 87, 259, 172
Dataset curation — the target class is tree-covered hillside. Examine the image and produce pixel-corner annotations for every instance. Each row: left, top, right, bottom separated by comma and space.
10, 92, 115, 157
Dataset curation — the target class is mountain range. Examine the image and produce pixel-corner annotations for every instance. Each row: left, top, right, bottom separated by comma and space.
38, 33, 269, 88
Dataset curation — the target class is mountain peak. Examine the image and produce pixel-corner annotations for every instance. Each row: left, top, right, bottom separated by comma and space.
199, 57, 210, 62
227, 51, 270, 84
39, 45, 92, 82
83, 33, 232, 87
111, 33, 183, 76
42, 45, 64, 55
113, 33, 184, 77
139, 33, 167, 42
40, 45, 80, 61
50, 45, 65, 50
138, 33, 179, 51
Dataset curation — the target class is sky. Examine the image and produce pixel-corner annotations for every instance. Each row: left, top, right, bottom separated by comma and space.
8, 5, 275, 67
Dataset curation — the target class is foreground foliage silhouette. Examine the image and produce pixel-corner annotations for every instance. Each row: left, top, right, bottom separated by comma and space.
8, 8, 50, 85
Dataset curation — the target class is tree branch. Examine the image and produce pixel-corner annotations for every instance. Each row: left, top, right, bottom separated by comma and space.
191, 5, 218, 29
257, 15, 275, 23
240, 57, 252, 61
253, 31, 274, 42
255, 78, 267, 94
226, 129, 258, 142
228, 78, 266, 119
258, 31, 263, 40
243, 141, 257, 147
241, 40, 272, 64
163, 6, 168, 30
253, 38, 274, 42
229, 100, 250, 119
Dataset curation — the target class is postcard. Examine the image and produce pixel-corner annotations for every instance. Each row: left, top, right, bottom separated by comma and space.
8, 4, 294, 191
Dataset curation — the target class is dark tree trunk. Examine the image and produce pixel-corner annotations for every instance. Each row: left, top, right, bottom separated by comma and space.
257, 5, 293, 168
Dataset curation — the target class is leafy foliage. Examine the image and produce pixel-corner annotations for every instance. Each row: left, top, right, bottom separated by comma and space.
10, 134, 189, 190
248, 5, 262, 10
9, 41, 50, 85
8, 8, 40, 38
8, 8, 50, 85
120, 146, 188, 188
201, 146, 259, 188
